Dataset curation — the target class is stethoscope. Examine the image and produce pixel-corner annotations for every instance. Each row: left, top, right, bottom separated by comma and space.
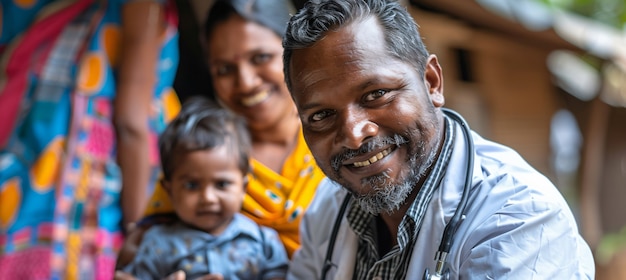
321, 108, 474, 280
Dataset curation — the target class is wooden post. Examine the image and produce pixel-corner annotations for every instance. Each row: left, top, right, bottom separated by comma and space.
579, 97, 611, 250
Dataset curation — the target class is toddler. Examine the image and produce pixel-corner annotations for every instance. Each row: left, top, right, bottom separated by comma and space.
122, 97, 288, 279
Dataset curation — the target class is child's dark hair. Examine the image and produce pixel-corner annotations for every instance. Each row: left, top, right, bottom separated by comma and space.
159, 97, 251, 180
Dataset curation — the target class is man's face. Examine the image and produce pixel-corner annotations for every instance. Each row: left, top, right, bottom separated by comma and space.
288, 17, 446, 214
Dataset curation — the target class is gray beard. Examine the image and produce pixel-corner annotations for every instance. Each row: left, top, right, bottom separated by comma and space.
353, 144, 437, 215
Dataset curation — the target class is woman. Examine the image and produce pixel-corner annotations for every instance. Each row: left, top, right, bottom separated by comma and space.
137, 0, 325, 260
0, 0, 180, 278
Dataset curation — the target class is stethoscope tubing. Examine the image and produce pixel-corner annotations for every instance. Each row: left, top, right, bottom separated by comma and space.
424, 108, 474, 279
437, 108, 474, 253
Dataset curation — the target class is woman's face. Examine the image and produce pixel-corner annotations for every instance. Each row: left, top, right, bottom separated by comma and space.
207, 15, 294, 132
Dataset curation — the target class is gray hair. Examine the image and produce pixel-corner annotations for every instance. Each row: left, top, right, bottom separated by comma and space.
283, 0, 430, 91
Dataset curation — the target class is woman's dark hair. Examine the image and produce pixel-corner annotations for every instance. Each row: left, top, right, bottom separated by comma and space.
158, 97, 251, 180
283, 0, 430, 91
204, 0, 294, 41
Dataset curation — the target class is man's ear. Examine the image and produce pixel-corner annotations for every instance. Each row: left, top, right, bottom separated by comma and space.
424, 54, 445, 108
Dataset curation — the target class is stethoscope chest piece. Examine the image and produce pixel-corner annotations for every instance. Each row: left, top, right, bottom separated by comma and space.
423, 267, 450, 280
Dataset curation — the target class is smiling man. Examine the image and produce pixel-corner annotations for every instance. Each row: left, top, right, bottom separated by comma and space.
283, 0, 595, 279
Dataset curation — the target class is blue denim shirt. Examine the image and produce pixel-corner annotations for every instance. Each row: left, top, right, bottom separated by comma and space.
124, 213, 288, 279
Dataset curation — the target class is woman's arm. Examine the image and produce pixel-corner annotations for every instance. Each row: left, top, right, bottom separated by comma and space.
114, 0, 164, 228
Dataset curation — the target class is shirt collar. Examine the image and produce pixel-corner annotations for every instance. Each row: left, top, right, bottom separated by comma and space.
176, 213, 264, 244
400, 115, 456, 243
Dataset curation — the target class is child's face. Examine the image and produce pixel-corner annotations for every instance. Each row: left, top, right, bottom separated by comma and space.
163, 145, 246, 235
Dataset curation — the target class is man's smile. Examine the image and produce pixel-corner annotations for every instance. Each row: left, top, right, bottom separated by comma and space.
352, 147, 393, 167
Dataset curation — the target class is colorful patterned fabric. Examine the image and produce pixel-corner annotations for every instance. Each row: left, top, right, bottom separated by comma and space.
145, 130, 325, 257
0, 0, 180, 279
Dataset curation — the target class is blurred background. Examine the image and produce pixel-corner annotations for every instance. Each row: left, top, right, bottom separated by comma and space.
173, 0, 626, 278
399, 2, 626, 279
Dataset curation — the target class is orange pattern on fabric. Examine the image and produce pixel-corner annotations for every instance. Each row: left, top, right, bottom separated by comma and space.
77, 52, 105, 94
30, 137, 65, 192
0, 178, 22, 229
14, 0, 36, 8
66, 232, 81, 280
162, 88, 181, 122
102, 24, 121, 67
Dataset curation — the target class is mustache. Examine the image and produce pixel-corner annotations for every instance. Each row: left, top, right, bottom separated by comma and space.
331, 134, 408, 171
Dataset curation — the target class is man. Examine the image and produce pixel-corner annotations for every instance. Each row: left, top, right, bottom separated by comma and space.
282, 0, 595, 279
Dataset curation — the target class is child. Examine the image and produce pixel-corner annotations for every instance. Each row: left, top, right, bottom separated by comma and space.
122, 97, 288, 279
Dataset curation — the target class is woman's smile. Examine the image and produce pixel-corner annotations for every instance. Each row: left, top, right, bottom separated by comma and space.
241, 89, 269, 107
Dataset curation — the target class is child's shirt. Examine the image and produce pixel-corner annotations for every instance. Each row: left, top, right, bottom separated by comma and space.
123, 213, 288, 279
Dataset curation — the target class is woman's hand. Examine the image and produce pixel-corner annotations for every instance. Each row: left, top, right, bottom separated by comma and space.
115, 225, 147, 269
113, 271, 138, 280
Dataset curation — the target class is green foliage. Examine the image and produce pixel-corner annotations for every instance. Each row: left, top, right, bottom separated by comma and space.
597, 226, 626, 264
540, 0, 626, 29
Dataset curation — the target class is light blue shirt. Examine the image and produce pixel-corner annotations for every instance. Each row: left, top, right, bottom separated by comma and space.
288, 124, 595, 279
125, 213, 288, 280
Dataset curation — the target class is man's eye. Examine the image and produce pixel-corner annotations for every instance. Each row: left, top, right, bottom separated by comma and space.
183, 181, 199, 190
363, 89, 388, 102
310, 110, 334, 122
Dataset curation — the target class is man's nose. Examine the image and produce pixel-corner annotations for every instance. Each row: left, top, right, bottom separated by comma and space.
337, 107, 378, 150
